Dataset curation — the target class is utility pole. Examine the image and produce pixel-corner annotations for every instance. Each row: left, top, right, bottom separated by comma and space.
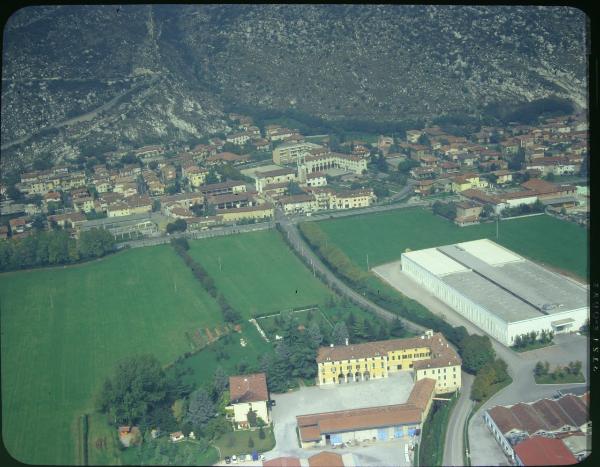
496, 216, 499, 240
366, 253, 370, 271
218, 256, 222, 272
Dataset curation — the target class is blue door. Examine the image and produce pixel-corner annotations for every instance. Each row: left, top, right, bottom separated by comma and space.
394, 426, 404, 438
377, 428, 388, 441
330, 434, 342, 445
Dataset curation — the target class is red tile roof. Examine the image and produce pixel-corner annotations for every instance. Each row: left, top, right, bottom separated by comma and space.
514, 436, 577, 465
229, 373, 268, 403
316, 332, 460, 369
308, 451, 344, 467
297, 404, 422, 439
263, 457, 301, 467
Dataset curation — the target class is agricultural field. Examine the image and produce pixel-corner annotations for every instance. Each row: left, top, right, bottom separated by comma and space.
315, 208, 588, 280
0, 245, 224, 465
187, 230, 333, 317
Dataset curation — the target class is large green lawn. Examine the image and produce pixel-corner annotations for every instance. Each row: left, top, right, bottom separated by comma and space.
316, 208, 588, 280
1, 246, 224, 465
187, 230, 333, 317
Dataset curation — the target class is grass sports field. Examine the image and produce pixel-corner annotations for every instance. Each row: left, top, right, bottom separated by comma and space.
187, 230, 333, 317
0, 245, 223, 465
315, 208, 588, 280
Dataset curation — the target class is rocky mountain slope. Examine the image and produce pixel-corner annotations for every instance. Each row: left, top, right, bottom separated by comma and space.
1, 4, 588, 171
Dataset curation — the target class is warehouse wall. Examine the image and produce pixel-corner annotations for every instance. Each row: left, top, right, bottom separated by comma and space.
401, 254, 510, 344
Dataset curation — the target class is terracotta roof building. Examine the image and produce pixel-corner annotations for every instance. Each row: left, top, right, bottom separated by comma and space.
227, 372, 271, 428
296, 378, 436, 449
230, 373, 269, 403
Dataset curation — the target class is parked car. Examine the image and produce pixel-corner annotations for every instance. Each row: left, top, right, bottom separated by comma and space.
231, 455, 237, 463
225, 456, 231, 464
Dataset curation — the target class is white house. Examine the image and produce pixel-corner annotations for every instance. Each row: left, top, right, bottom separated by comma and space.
227, 373, 270, 428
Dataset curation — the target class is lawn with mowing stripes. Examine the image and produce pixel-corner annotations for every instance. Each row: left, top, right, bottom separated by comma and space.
187, 230, 333, 317
315, 208, 588, 280
1, 245, 223, 465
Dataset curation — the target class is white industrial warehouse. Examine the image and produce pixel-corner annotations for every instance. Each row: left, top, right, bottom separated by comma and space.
400, 239, 588, 346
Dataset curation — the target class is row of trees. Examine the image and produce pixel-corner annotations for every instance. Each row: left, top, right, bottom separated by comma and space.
297, 222, 368, 284
0, 228, 115, 272
456, 333, 511, 402
501, 200, 545, 218
432, 201, 457, 220
512, 329, 554, 349
259, 311, 320, 393
296, 222, 469, 350
534, 360, 582, 379
171, 238, 241, 323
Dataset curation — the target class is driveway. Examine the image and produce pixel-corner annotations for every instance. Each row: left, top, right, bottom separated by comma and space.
443, 372, 474, 466
265, 372, 416, 466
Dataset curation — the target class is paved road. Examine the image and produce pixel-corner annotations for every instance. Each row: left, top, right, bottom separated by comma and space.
443, 372, 474, 467
275, 206, 426, 334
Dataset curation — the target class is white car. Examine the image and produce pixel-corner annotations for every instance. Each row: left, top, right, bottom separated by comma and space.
231, 455, 237, 464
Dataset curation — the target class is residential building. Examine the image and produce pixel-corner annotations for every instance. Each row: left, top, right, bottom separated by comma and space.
206, 152, 251, 165
226, 132, 252, 146
272, 142, 323, 165
73, 195, 95, 213
279, 194, 319, 215
78, 213, 158, 239
451, 174, 488, 193
304, 172, 327, 188
255, 168, 298, 192
301, 153, 368, 176
184, 166, 208, 188
454, 201, 483, 226
329, 189, 375, 210
227, 373, 270, 428
200, 181, 248, 196
406, 130, 423, 144
207, 192, 258, 210
217, 204, 274, 223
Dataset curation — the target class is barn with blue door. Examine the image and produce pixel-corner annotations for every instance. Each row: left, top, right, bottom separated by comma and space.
297, 378, 436, 449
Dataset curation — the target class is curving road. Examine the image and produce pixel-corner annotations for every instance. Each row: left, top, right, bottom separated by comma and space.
443, 372, 474, 466
275, 206, 426, 334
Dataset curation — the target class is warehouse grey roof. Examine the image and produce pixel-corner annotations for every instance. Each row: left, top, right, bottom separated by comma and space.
403, 239, 588, 324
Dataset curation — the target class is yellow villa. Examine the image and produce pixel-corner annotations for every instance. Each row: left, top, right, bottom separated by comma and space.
317, 330, 461, 394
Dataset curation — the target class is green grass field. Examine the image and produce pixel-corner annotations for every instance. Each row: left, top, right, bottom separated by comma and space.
0, 245, 224, 465
187, 230, 333, 317
214, 427, 275, 458
315, 208, 588, 280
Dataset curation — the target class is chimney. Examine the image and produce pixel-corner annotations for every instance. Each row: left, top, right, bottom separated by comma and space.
345, 338, 349, 346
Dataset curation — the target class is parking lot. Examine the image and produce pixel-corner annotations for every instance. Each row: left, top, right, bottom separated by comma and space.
264, 371, 416, 466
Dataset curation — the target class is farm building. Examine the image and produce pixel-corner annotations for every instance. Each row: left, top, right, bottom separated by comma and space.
401, 239, 588, 346
297, 378, 436, 448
